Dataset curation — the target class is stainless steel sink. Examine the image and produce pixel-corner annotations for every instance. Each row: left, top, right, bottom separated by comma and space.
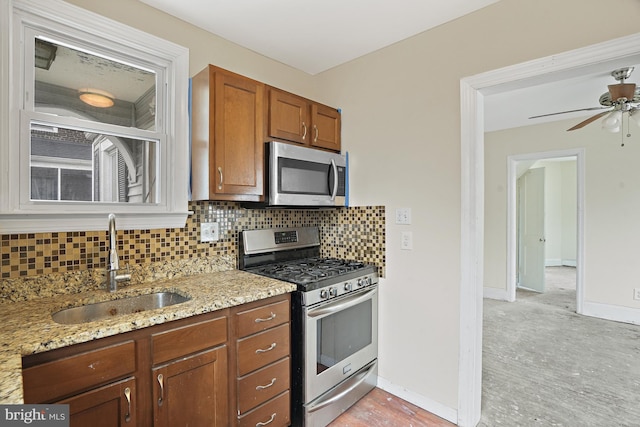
52, 292, 191, 324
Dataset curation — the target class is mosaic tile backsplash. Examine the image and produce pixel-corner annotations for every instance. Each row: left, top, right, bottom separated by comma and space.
0, 202, 385, 301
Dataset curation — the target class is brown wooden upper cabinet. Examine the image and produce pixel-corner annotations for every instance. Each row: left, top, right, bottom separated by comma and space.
191, 65, 265, 202
268, 87, 341, 152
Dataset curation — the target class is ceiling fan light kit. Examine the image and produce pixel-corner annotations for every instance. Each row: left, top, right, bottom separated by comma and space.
529, 67, 640, 144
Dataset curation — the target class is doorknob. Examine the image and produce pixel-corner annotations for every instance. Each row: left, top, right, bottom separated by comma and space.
539, 238, 546, 242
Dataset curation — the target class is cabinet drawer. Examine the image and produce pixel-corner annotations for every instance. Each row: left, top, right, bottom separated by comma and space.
238, 390, 290, 427
237, 324, 290, 376
235, 299, 289, 338
23, 340, 136, 403
238, 357, 290, 415
152, 316, 227, 365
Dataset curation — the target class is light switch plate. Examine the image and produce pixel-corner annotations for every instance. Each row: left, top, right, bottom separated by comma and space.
201, 222, 219, 243
401, 231, 413, 250
396, 208, 412, 225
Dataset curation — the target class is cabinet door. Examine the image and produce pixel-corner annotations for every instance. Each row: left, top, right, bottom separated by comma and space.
268, 88, 310, 145
311, 103, 341, 152
57, 377, 136, 427
213, 69, 264, 198
153, 346, 228, 427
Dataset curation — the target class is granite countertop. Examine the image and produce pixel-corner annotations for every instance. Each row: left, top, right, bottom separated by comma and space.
0, 269, 296, 404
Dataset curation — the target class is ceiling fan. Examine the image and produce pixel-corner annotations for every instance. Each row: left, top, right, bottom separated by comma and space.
529, 67, 640, 132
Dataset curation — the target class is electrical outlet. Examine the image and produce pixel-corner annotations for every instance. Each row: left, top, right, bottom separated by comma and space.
200, 222, 219, 243
634, 288, 640, 301
401, 231, 413, 250
396, 208, 412, 225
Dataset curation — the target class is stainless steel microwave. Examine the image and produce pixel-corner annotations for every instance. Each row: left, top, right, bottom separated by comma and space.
267, 141, 347, 207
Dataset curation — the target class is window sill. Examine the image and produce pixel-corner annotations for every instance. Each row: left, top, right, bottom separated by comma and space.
0, 211, 192, 233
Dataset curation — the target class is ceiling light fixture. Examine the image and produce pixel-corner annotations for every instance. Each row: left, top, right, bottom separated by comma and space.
78, 88, 115, 108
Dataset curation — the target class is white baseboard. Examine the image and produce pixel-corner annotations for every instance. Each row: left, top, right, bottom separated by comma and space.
581, 301, 640, 325
483, 286, 509, 301
376, 376, 458, 424
562, 259, 576, 267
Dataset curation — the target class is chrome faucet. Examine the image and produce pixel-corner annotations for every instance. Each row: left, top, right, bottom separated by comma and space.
107, 213, 131, 292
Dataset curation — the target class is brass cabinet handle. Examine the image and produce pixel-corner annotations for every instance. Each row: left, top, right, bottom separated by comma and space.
313, 124, 318, 142
256, 413, 276, 427
255, 343, 276, 354
124, 387, 131, 422
217, 167, 223, 190
157, 374, 164, 406
254, 312, 276, 323
255, 378, 277, 390
301, 122, 307, 140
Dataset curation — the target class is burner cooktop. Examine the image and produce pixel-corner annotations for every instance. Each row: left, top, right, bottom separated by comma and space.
246, 257, 374, 288
239, 227, 378, 293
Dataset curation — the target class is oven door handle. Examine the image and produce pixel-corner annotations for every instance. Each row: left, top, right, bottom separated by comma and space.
307, 287, 377, 318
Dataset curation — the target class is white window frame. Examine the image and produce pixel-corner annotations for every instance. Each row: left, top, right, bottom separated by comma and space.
0, 0, 190, 233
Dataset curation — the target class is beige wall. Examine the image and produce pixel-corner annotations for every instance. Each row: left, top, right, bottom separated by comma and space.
485, 117, 640, 309
316, 0, 640, 414
534, 160, 577, 267
63, 0, 640, 418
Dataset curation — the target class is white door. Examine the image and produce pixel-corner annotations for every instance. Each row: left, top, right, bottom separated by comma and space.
517, 167, 545, 293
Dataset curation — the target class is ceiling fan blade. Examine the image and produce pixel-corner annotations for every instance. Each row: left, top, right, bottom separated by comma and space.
566, 110, 611, 131
608, 83, 636, 101
529, 106, 609, 119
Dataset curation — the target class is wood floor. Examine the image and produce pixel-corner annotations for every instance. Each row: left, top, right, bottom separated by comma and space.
327, 388, 456, 427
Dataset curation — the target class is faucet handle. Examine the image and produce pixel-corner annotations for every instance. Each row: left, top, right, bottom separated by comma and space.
117, 264, 132, 281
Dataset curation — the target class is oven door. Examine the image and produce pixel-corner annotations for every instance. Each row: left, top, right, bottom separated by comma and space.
303, 285, 378, 403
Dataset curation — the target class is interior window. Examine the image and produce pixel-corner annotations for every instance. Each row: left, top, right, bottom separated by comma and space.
1, 0, 189, 232
28, 35, 160, 205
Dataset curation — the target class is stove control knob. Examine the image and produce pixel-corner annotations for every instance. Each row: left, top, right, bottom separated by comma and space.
329, 287, 337, 297
357, 278, 363, 287
320, 289, 329, 299
344, 282, 352, 292
364, 277, 371, 286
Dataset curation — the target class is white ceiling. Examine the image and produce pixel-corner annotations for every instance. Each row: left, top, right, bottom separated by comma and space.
139, 0, 498, 75
484, 57, 640, 132
138, 0, 640, 132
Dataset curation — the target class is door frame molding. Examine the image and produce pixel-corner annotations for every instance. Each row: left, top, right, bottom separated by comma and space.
507, 149, 585, 308
458, 32, 640, 427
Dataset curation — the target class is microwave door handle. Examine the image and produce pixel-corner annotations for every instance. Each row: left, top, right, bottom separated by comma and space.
330, 159, 338, 201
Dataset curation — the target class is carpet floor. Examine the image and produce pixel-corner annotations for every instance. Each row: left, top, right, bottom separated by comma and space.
479, 267, 640, 426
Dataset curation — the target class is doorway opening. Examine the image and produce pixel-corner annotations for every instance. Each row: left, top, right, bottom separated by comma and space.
508, 152, 582, 310
458, 32, 640, 427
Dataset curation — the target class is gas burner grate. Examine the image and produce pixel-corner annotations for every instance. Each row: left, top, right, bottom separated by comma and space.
247, 257, 371, 286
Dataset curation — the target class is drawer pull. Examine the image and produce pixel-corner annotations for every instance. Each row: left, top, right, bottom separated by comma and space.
301, 122, 307, 140
124, 387, 131, 422
157, 374, 164, 406
256, 413, 276, 427
255, 343, 276, 354
255, 378, 277, 390
313, 124, 319, 143
254, 312, 276, 323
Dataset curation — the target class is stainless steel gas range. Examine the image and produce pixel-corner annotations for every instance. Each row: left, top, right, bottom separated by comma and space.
239, 227, 379, 427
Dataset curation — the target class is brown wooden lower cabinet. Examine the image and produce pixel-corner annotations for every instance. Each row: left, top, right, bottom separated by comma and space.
231, 294, 292, 426
58, 377, 137, 427
22, 293, 292, 427
152, 346, 228, 427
